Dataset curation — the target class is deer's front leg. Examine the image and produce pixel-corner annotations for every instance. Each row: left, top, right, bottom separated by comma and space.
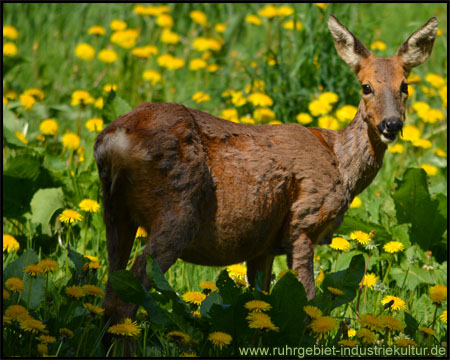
286, 233, 316, 300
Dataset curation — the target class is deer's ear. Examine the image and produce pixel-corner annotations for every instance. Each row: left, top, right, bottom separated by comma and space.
396, 17, 438, 71
328, 14, 371, 68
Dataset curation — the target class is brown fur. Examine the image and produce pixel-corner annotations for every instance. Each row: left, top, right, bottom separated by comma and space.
94, 16, 437, 346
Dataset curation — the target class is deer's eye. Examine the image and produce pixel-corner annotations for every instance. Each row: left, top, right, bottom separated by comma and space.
362, 84, 372, 95
400, 82, 409, 95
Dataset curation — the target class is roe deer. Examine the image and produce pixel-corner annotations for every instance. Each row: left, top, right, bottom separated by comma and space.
95, 15, 438, 331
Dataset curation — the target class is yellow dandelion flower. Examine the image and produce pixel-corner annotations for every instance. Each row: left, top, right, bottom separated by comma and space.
23, 88, 44, 101
38, 335, 56, 344
3, 234, 20, 252
182, 291, 206, 306
75, 43, 95, 61
388, 143, 404, 154
424, 109, 444, 123
199, 281, 218, 292
14, 131, 28, 144
231, 91, 246, 107
82, 284, 105, 298
383, 241, 404, 254
356, 328, 378, 345
65, 285, 85, 299
71, 90, 94, 106
425, 73, 445, 88
59, 209, 83, 224
394, 337, 417, 347
248, 92, 273, 107
189, 58, 207, 71
192, 37, 221, 52
327, 287, 344, 296
227, 263, 247, 280
254, 108, 276, 123
107, 318, 141, 338
166, 330, 191, 344
370, 40, 387, 51
132, 45, 158, 59
98, 49, 118, 63
438, 85, 446, 107
110, 28, 140, 49
338, 339, 359, 347
180, 352, 197, 357
318, 115, 340, 130
400, 125, 421, 142
160, 28, 180, 44
245, 14, 262, 26
358, 314, 384, 331
329, 237, 350, 251
350, 230, 371, 245
348, 328, 356, 338
277, 269, 298, 280
419, 326, 435, 336
314, 3, 328, 10
309, 99, 332, 117
3, 25, 19, 39
439, 310, 447, 324
88, 25, 106, 35
38, 259, 59, 273
85, 118, 103, 132
37, 343, 48, 356
5, 304, 29, 320
381, 295, 406, 311
3, 42, 18, 56
316, 269, 325, 286
157, 53, 184, 70
303, 305, 322, 319
110, 19, 127, 31
319, 92, 339, 104
190, 10, 207, 26
349, 196, 362, 208
277, 5, 294, 17
135, 226, 148, 238
192, 91, 211, 104
221, 108, 238, 122
361, 273, 378, 290
142, 70, 162, 85
208, 331, 232, 349
336, 105, 358, 123
310, 316, 338, 335
24, 264, 43, 277
296, 112, 313, 125
244, 300, 272, 312
79, 199, 100, 213
3, 287, 10, 300
20, 94, 35, 110
429, 284, 447, 304
379, 314, 405, 331
59, 327, 74, 339
408, 73, 422, 84
421, 164, 438, 176
207, 64, 219, 72
39, 119, 59, 136
283, 19, 303, 31
247, 312, 280, 332
215, 23, 226, 33
19, 317, 46, 334
5, 277, 25, 293
156, 14, 173, 28
258, 5, 278, 18
83, 302, 105, 315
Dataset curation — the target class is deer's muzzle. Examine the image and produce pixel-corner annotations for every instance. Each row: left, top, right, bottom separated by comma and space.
377, 117, 403, 143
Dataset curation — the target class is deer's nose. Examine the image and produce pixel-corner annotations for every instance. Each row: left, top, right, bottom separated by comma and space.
378, 117, 403, 135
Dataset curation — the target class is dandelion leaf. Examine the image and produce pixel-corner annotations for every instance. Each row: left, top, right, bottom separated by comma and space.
30, 187, 64, 235
102, 89, 132, 124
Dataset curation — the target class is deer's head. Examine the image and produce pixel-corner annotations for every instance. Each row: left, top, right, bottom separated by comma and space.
328, 15, 438, 143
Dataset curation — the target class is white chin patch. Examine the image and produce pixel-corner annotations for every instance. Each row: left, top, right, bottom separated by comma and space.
380, 133, 395, 144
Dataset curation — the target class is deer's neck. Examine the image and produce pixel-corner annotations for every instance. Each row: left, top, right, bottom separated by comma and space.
333, 100, 387, 199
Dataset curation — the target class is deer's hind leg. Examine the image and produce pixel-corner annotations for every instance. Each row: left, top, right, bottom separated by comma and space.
247, 254, 275, 291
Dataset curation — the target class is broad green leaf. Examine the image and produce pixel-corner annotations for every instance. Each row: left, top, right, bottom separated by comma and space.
216, 268, 242, 305
393, 168, 446, 253
22, 276, 45, 309
43, 154, 67, 173
270, 272, 307, 346
68, 246, 89, 280
411, 294, 434, 325
4, 154, 41, 180
4, 248, 39, 280
321, 254, 365, 309
404, 312, 419, 338
389, 265, 433, 291
390, 224, 411, 248
199, 291, 223, 318
102, 89, 132, 124
109, 269, 148, 305
30, 187, 64, 235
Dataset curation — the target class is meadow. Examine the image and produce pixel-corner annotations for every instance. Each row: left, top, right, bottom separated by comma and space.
2, 2, 447, 357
